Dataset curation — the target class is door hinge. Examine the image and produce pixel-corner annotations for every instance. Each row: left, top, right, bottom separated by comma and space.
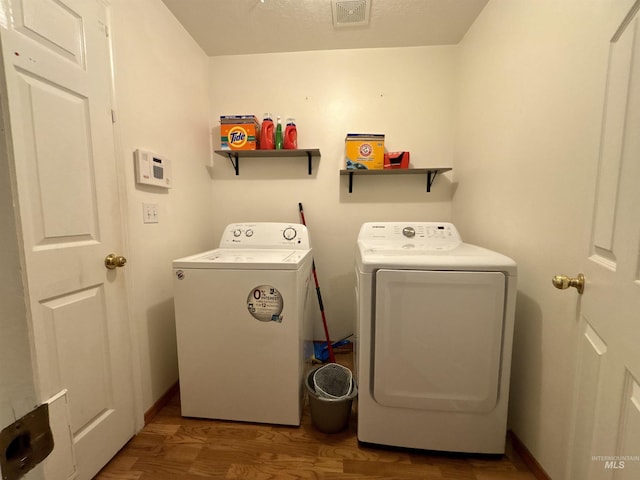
98, 20, 109, 38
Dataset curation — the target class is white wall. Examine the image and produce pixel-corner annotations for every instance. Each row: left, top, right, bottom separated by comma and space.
453, 0, 635, 477
110, 0, 214, 410
209, 47, 456, 340
107, 4, 458, 410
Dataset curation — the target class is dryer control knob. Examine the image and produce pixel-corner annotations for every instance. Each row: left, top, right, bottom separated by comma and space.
283, 227, 297, 241
233, 229, 242, 237
245, 229, 254, 237
402, 226, 416, 238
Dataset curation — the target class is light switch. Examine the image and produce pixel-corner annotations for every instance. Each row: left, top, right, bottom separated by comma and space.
143, 203, 158, 223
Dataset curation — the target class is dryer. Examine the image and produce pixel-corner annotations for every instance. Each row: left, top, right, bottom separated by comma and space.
355, 222, 517, 453
173, 223, 313, 426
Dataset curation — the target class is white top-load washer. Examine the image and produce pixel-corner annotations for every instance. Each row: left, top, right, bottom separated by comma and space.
173, 223, 313, 426
355, 222, 517, 454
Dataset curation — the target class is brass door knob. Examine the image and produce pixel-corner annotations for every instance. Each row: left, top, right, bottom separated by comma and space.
552, 273, 584, 294
105, 254, 127, 269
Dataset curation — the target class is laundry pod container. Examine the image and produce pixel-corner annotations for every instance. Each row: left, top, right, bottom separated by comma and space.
305, 364, 358, 433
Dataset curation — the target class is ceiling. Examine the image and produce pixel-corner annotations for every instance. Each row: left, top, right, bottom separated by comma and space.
160, 0, 489, 57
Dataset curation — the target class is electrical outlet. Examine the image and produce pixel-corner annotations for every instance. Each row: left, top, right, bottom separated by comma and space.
143, 203, 158, 223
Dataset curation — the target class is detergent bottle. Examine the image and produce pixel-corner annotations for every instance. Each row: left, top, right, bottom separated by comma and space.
260, 113, 275, 149
284, 118, 297, 149
275, 116, 283, 150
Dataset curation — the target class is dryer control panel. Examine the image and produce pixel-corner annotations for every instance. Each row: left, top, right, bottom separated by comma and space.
358, 222, 462, 251
219, 222, 310, 249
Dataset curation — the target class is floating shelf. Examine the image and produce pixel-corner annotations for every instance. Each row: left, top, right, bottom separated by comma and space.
339, 167, 452, 193
214, 149, 321, 175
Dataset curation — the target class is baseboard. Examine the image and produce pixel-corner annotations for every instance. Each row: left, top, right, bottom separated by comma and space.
508, 430, 552, 480
144, 381, 179, 425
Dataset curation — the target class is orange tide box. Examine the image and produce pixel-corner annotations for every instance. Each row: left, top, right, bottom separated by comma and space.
220, 115, 260, 150
345, 133, 385, 170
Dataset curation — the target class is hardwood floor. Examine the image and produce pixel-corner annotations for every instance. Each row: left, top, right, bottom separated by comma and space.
95, 352, 536, 479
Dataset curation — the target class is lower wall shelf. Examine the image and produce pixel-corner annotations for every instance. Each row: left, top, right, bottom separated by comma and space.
214, 149, 320, 175
339, 168, 452, 193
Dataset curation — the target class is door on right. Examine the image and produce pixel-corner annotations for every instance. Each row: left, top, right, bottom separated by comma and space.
568, 2, 640, 478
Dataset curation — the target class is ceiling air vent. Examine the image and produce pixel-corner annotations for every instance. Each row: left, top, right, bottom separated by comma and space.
332, 0, 371, 28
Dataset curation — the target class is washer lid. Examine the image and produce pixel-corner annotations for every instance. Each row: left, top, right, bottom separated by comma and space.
173, 248, 312, 270
357, 242, 517, 274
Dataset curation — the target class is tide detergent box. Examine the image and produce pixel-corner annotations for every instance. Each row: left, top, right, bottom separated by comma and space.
345, 133, 385, 170
220, 115, 260, 150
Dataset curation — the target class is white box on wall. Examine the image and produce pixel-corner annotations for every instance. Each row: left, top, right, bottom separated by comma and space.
134, 149, 172, 189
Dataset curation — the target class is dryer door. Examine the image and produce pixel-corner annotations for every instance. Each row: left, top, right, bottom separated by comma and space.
373, 269, 506, 413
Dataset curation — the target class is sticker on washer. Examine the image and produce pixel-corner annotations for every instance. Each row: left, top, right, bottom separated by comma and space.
247, 285, 284, 323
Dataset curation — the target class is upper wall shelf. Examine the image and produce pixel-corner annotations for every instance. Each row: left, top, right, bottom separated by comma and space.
214, 149, 321, 175
339, 167, 452, 193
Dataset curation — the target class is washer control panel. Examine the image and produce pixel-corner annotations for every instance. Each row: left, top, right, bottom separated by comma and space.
219, 222, 310, 249
358, 222, 462, 251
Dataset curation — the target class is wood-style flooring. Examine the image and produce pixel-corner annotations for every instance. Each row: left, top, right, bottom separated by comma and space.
95, 352, 537, 479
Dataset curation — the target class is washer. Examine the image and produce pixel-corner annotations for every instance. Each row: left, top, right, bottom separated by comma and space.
173, 222, 313, 426
355, 222, 517, 453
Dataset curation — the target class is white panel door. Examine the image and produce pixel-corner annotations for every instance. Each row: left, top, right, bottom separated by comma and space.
568, 2, 640, 478
0, 1, 135, 479
374, 269, 505, 413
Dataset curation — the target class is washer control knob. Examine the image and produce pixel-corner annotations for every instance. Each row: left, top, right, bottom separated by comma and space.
402, 226, 416, 238
245, 229, 254, 237
283, 227, 297, 241
233, 229, 242, 237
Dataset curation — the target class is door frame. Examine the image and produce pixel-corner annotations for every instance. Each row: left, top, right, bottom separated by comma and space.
103, 0, 144, 434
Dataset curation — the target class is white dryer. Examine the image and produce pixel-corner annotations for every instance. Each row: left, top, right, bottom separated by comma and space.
355, 222, 517, 453
173, 223, 313, 426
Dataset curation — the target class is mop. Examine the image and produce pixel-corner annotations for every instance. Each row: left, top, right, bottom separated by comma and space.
298, 202, 336, 363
